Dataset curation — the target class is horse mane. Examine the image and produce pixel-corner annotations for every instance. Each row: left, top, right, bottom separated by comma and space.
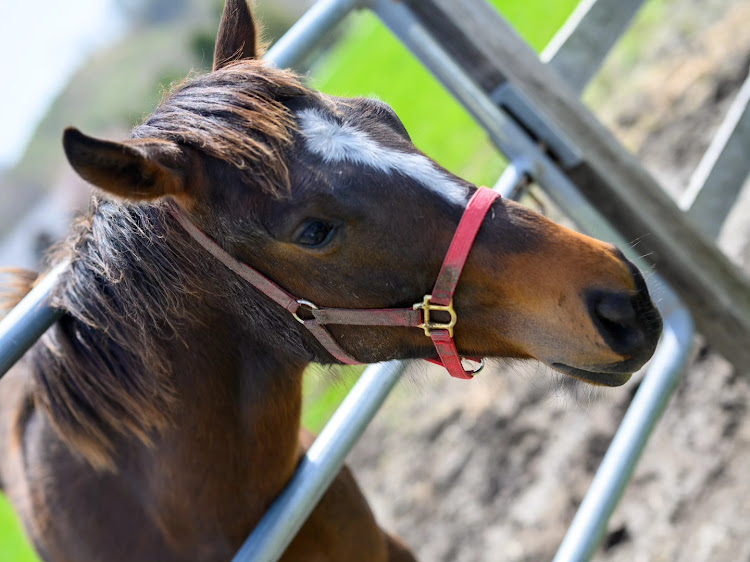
25, 60, 315, 470
135, 59, 313, 197
0, 269, 38, 316
32, 203, 203, 470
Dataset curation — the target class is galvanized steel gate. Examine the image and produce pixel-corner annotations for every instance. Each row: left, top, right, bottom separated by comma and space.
2, 0, 749, 560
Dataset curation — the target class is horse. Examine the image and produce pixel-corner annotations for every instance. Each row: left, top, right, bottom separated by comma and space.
0, 1, 662, 560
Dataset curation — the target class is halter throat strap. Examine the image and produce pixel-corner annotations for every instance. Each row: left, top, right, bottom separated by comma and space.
168, 187, 500, 379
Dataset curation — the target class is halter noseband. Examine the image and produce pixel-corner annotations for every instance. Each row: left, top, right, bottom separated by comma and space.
169, 187, 500, 379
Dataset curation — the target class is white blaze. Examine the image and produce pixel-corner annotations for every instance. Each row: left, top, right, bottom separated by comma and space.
297, 108, 469, 206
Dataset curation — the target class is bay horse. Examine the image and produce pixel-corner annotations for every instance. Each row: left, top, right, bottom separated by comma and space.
0, 1, 662, 560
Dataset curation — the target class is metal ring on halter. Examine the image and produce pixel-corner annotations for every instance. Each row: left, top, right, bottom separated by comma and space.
461, 358, 485, 375
292, 299, 319, 324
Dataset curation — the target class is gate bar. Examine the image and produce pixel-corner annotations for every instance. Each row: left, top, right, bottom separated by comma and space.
373, 0, 624, 236
496, 0, 646, 212
232, 361, 405, 562
554, 292, 694, 561
681, 72, 750, 240
541, 0, 646, 96
0, 263, 66, 376
264, 0, 365, 70
538, 4, 696, 556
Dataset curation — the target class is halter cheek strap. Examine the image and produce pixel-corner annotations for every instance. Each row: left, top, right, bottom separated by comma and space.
421, 186, 500, 378
169, 187, 500, 379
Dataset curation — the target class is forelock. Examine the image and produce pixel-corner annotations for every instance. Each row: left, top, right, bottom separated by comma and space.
133, 60, 314, 197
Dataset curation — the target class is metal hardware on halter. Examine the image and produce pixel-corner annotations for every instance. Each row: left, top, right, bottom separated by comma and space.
169, 187, 501, 380
293, 299, 319, 324
413, 295, 457, 337
462, 357, 485, 375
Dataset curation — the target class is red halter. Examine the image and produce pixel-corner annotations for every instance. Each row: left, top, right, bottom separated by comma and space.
169, 187, 500, 379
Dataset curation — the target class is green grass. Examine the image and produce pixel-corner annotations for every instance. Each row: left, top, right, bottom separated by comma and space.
0, 2, 581, 557
301, 365, 366, 433
0, 495, 37, 562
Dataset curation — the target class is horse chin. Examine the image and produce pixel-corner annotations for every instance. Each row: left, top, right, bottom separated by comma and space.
549, 362, 634, 387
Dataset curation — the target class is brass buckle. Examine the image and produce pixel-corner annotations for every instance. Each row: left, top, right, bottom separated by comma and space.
413, 295, 457, 337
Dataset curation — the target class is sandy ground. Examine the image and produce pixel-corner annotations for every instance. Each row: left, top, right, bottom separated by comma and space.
346, 1, 750, 560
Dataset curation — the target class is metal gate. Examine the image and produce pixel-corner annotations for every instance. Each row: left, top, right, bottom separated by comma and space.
2, 1, 749, 561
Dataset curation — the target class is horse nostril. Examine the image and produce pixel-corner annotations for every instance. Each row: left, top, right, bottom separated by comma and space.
595, 294, 636, 325
588, 291, 645, 356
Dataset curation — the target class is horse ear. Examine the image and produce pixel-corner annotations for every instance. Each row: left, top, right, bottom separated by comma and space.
63, 128, 192, 202
213, 0, 259, 70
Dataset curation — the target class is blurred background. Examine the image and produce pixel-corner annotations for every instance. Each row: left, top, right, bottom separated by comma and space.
2, 0, 750, 560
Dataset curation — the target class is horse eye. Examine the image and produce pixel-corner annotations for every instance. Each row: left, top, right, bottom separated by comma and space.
296, 220, 336, 248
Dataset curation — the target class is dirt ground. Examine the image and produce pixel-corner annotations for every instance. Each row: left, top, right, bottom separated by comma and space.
346, 1, 750, 560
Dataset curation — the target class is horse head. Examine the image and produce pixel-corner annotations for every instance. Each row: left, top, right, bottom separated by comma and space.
62, 0, 662, 387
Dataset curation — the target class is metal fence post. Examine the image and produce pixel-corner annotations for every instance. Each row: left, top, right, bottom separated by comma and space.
0, 263, 66, 376
681, 73, 750, 240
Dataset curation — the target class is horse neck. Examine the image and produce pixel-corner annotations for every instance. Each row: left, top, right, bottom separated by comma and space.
40, 200, 312, 542
141, 314, 308, 543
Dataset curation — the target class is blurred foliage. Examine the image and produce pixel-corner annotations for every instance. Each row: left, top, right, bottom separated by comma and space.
112, 0, 213, 27
302, 365, 365, 433
190, 28, 217, 63
115, 0, 190, 25
0, 495, 37, 562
